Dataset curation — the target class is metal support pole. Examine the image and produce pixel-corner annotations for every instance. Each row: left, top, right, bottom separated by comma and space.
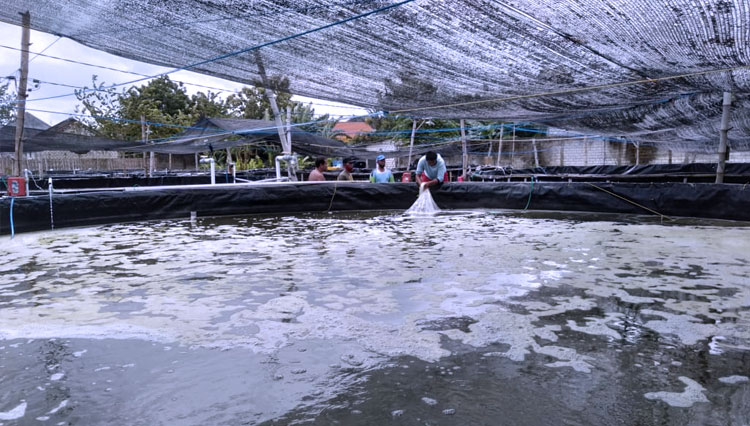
716, 91, 732, 183
13, 11, 31, 177
460, 119, 468, 178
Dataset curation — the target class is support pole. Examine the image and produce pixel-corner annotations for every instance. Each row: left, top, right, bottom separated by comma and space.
254, 51, 291, 155
716, 91, 732, 184
407, 119, 417, 169
12, 11, 31, 177
195, 152, 199, 171
532, 137, 539, 168
140, 115, 149, 174
635, 141, 640, 166
460, 119, 468, 179
583, 137, 588, 166
495, 126, 503, 167
510, 125, 516, 167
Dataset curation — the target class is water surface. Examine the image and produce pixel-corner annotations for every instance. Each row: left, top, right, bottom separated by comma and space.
1, 210, 748, 425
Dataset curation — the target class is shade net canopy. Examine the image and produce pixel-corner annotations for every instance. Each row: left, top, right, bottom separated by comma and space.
2, 0, 750, 153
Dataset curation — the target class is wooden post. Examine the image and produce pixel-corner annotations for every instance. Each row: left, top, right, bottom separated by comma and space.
407, 119, 417, 169
635, 141, 640, 165
140, 115, 148, 173
716, 92, 732, 183
510, 124, 516, 167
13, 11, 31, 177
460, 119, 468, 178
583, 137, 588, 166
559, 140, 564, 166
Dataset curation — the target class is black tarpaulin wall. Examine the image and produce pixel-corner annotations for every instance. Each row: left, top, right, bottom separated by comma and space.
2, 182, 749, 235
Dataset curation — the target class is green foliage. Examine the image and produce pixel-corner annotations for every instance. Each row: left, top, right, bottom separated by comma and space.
75, 75, 228, 141
226, 76, 294, 119
0, 82, 14, 125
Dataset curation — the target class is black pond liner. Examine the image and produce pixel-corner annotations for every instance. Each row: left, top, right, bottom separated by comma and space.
2, 181, 750, 235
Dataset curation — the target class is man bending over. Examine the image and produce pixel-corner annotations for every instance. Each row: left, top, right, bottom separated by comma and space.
415, 151, 447, 190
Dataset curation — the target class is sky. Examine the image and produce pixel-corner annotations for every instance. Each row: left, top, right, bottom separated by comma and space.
0, 21, 368, 128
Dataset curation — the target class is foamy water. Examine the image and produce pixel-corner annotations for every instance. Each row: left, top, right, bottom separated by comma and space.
1, 211, 748, 424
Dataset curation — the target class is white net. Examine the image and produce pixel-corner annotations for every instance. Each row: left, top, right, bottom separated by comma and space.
405, 183, 440, 214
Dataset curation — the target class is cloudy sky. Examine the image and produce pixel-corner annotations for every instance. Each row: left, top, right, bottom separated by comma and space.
0, 21, 367, 127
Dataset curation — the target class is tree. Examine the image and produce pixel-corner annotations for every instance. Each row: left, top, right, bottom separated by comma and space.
75, 75, 227, 141
225, 76, 294, 119
0, 82, 16, 125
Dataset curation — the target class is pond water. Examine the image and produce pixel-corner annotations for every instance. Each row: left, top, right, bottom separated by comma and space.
1, 210, 749, 425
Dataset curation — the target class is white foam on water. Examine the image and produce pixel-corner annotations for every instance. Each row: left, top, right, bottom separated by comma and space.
49, 373, 64, 381
0, 401, 27, 421
644, 377, 709, 407
405, 184, 440, 215
718, 375, 749, 384
47, 400, 68, 415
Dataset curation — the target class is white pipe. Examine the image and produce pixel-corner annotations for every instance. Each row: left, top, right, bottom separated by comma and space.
275, 154, 297, 181
199, 156, 216, 185
23, 169, 30, 195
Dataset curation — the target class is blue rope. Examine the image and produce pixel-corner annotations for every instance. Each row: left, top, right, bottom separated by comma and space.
523, 176, 535, 210
9, 197, 15, 239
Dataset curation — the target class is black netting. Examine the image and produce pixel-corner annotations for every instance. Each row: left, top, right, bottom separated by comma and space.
1, 0, 749, 152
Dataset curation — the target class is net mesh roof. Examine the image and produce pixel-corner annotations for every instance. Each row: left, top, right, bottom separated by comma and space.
2, 0, 750, 152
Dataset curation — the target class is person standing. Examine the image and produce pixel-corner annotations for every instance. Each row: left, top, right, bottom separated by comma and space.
337, 158, 355, 181
369, 154, 395, 183
415, 151, 448, 190
308, 158, 327, 181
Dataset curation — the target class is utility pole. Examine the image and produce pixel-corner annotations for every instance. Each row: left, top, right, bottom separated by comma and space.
716, 91, 732, 183
13, 11, 30, 177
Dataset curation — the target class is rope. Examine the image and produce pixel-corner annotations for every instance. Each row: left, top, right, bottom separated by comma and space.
523, 176, 534, 210
585, 182, 672, 222
327, 180, 339, 211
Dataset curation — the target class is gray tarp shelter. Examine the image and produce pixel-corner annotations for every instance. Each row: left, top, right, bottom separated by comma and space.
0, 114, 134, 154
123, 117, 356, 157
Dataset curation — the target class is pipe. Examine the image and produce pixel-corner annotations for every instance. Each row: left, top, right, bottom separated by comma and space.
48, 177, 54, 230
199, 157, 216, 185
275, 154, 297, 181
23, 169, 30, 196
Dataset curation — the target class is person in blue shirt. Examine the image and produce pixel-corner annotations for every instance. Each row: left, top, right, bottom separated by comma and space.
415, 151, 448, 190
369, 154, 395, 183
